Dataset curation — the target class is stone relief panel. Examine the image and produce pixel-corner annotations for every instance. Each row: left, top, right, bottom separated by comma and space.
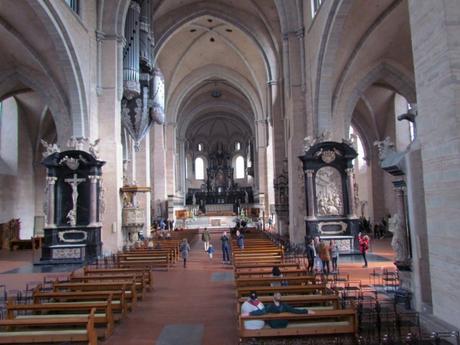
315, 167, 343, 216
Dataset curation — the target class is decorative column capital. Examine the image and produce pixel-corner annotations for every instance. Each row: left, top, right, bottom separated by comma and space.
46, 176, 58, 184
295, 27, 305, 39
95, 30, 105, 42
304, 169, 314, 177
88, 175, 100, 183
345, 168, 354, 175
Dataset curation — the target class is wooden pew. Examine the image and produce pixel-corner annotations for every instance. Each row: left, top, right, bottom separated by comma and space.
234, 267, 307, 279
234, 262, 300, 271
0, 308, 98, 345
239, 309, 357, 339
7, 296, 114, 338
33, 287, 129, 316
236, 284, 331, 298
68, 272, 146, 299
83, 267, 153, 290
235, 275, 316, 288
124, 248, 177, 263
236, 294, 341, 314
116, 253, 170, 270
53, 281, 138, 305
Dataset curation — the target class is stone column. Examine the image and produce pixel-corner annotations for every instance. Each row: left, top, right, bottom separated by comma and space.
150, 123, 167, 218
408, 0, 460, 326
392, 180, 410, 264
45, 176, 58, 228
164, 123, 176, 196
88, 175, 99, 226
132, 135, 151, 237
305, 170, 316, 220
345, 168, 356, 218
97, 35, 124, 254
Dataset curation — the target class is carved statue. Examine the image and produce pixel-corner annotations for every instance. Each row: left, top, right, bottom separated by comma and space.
317, 130, 332, 143
244, 191, 249, 204
66, 209, 76, 227
342, 133, 358, 151
303, 136, 316, 152
66, 136, 77, 149
374, 137, 396, 161
192, 193, 196, 206
88, 139, 100, 159
40, 139, 60, 158
388, 213, 407, 262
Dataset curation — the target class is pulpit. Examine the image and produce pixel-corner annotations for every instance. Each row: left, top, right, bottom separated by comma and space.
299, 140, 360, 253
40, 146, 105, 264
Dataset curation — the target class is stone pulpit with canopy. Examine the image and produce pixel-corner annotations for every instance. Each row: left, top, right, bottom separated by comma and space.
299, 137, 360, 253
40, 138, 105, 263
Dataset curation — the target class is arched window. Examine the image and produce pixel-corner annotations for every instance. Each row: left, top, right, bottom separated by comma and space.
195, 157, 204, 180
349, 126, 366, 170
197, 143, 203, 152
235, 141, 241, 151
235, 156, 245, 179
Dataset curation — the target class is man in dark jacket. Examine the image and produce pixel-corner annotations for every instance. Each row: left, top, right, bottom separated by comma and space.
247, 293, 315, 328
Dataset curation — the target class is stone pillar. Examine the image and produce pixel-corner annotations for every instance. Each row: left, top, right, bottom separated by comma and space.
305, 170, 316, 220
408, 0, 460, 327
98, 35, 124, 254
134, 135, 151, 236
88, 175, 99, 226
177, 137, 186, 195
392, 180, 410, 264
45, 176, 58, 228
345, 168, 356, 218
165, 123, 176, 196
150, 123, 167, 219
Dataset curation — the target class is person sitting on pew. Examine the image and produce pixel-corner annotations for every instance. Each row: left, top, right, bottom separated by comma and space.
246, 292, 315, 329
241, 291, 265, 330
270, 266, 287, 287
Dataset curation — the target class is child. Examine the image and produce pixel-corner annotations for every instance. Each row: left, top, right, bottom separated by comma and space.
207, 244, 215, 261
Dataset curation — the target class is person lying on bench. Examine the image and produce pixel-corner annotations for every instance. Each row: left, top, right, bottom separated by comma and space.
241, 291, 265, 330
244, 292, 315, 329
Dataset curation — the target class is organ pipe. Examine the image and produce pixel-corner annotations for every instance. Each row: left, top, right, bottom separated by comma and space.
123, 1, 141, 99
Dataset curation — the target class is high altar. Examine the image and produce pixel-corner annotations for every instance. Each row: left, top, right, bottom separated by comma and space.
40, 138, 105, 263
299, 139, 360, 253
185, 144, 253, 214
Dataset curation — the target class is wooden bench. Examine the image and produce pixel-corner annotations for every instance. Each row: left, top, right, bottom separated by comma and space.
239, 309, 357, 339
7, 296, 114, 338
53, 281, 138, 305
236, 284, 331, 298
236, 294, 341, 314
68, 272, 146, 299
83, 267, 153, 290
0, 308, 98, 344
123, 248, 177, 263
234, 262, 300, 271
235, 275, 316, 288
234, 268, 307, 279
33, 287, 129, 316
116, 254, 170, 270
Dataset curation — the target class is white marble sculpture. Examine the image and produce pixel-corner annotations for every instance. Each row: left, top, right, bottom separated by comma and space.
40, 139, 60, 158
373, 137, 396, 161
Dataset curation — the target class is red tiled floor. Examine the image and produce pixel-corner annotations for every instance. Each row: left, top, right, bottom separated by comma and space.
0, 233, 396, 344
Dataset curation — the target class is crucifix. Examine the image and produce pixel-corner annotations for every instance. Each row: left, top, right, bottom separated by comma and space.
65, 174, 86, 226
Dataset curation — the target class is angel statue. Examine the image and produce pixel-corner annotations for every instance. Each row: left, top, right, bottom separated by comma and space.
373, 137, 395, 161
40, 139, 60, 158
303, 136, 316, 152
388, 213, 407, 262
89, 139, 101, 159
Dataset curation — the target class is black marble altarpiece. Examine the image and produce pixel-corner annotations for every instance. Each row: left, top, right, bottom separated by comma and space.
40, 148, 105, 264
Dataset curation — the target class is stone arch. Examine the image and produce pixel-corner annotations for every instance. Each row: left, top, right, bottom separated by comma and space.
27, 1, 89, 138
338, 61, 416, 136
0, 67, 72, 142
314, 0, 354, 133
168, 65, 264, 124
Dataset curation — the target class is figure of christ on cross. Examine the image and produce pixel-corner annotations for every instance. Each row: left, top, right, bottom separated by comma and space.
64, 174, 86, 226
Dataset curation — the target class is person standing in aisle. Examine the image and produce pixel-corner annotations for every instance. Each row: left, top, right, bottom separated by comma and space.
221, 231, 230, 264
202, 227, 211, 252
179, 238, 191, 268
